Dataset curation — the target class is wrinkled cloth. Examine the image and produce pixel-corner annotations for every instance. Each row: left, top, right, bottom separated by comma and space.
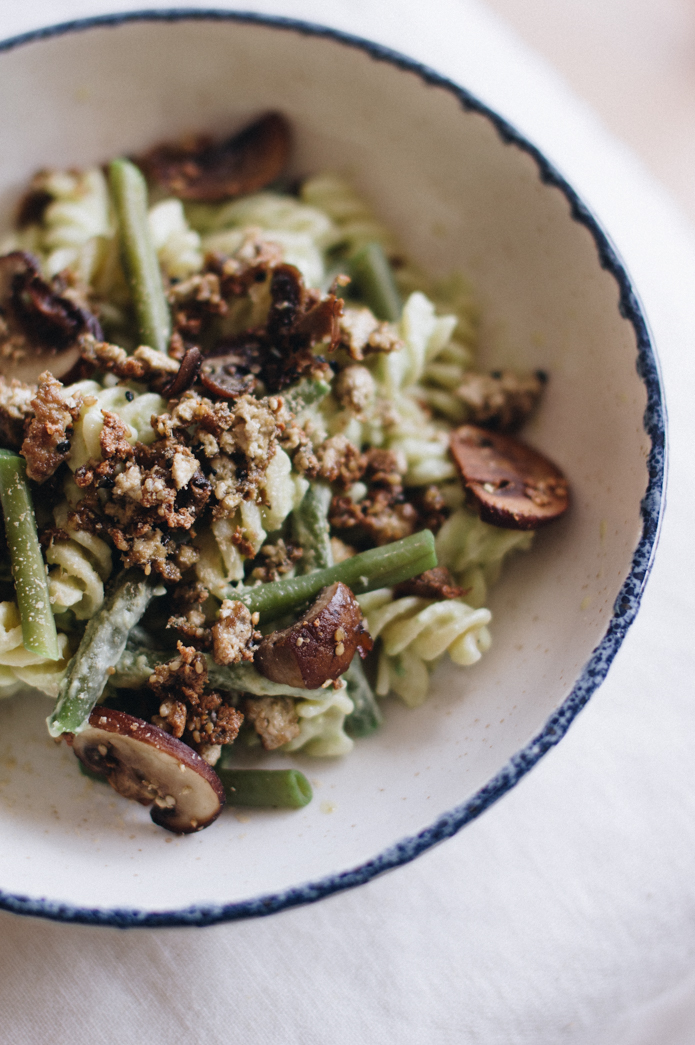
1, 1, 694, 1043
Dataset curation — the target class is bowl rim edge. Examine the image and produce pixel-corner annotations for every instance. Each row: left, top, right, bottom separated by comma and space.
0, 6, 667, 929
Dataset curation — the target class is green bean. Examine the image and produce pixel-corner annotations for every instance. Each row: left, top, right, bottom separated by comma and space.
281, 375, 331, 416
350, 241, 402, 322
216, 767, 312, 808
343, 656, 383, 738
109, 158, 171, 352
47, 571, 157, 737
113, 645, 332, 700
225, 529, 437, 622
0, 451, 59, 660
292, 483, 333, 572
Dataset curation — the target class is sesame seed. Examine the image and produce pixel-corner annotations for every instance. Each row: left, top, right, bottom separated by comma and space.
296, 636, 304, 646
97, 744, 108, 756
335, 642, 345, 657
334, 627, 345, 642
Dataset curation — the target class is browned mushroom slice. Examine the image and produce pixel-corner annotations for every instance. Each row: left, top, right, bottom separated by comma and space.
140, 112, 291, 202
160, 346, 202, 398
68, 707, 225, 834
450, 424, 569, 530
255, 581, 374, 689
198, 335, 263, 400
0, 251, 102, 385
394, 567, 465, 601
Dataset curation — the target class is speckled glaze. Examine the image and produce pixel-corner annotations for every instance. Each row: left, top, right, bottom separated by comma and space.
0, 10, 665, 927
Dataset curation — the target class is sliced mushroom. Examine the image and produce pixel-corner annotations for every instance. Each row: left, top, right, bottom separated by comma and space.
0, 251, 102, 385
262, 264, 344, 391
450, 424, 569, 530
160, 346, 202, 398
394, 566, 465, 601
140, 112, 291, 202
199, 334, 263, 400
255, 581, 373, 689
68, 707, 225, 833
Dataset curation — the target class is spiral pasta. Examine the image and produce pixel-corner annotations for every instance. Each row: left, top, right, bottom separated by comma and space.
66, 379, 167, 471
195, 448, 303, 594
0, 602, 72, 698
46, 504, 112, 620
435, 507, 534, 607
1, 167, 113, 283
282, 686, 355, 757
192, 191, 338, 289
359, 588, 492, 707
148, 198, 203, 279
300, 173, 397, 258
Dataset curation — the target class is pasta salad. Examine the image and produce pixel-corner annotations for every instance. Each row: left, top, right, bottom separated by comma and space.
0, 114, 568, 832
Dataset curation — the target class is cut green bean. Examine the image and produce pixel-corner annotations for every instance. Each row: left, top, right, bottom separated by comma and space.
292, 483, 333, 572
216, 768, 312, 808
224, 529, 437, 623
281, 375, 331, 416
343, 656, 383, 739
0, 451, 59, 660
109, 158, 171, 352
350, 241, 402, 322
47, 571, 158, 737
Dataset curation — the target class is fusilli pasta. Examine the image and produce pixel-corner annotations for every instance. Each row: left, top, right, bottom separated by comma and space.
359, 588, 492, 707
148, 198, 203, 279
282, 686, 355, 757
435, 507, 534, 607
0, 602, 72, 698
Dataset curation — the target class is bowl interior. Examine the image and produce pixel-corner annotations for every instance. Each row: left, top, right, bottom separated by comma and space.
0, 15, 656, 920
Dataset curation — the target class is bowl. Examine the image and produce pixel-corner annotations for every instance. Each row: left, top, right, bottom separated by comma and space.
0, 10, 664, 926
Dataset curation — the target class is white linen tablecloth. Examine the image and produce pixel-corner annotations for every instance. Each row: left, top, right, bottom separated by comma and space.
1, 2, 695, 1042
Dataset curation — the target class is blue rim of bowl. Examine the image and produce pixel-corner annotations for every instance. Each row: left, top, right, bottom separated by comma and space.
0, 9, 666, 928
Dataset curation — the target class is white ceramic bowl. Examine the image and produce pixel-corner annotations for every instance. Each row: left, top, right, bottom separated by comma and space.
0, 12, 664, 926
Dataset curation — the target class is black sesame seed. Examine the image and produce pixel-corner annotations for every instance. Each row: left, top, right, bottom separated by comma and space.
125, 390, 135, 402
56, 440, 70, 454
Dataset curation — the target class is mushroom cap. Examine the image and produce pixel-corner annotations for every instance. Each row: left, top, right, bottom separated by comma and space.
140, 112, 291, 202
255, 581, 373, 689
68, 707, 225, 834
0, 251, 101, 385
450, 424, 569, 529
